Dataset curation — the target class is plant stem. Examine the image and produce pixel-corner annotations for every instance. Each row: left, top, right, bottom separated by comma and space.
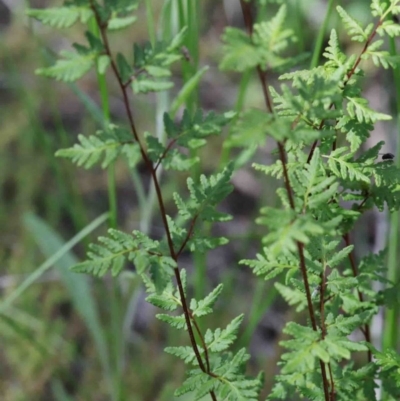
310, 0, 335, 69
239, 2, 330, 399
343, 233, 372, 362
90, 4, 217, 399
383, 34, 400, 358
88, 15, 122, 401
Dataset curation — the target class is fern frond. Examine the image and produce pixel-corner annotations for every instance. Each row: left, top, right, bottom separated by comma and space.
190, 284, 223, 317
346, 96, 392, 123
219, 27, 260, 72
56, 133, 137, 169
323, 29, 347, 68
27, 7, 92, 28
36, 50, 95, 82
326, 147, 371, 183
205, 315, 244, 353
337, 6, 369, 42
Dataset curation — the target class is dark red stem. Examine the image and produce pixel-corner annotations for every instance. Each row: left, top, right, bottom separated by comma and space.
239, 2, 330, 400
343, 233, 372, 362
89, 3, 217, 399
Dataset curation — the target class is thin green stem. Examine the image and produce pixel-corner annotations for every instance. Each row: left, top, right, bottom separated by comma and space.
383, 35, 400, 355
310, 0, 336, 68
88, 18, 117, 229
219, 69, 252, 168
89, 15, 121, 401
175, 0, 206, 301
238, 282, 277, 348
141, 1, 169, 235
144, 0, 156, 47
293, 0, 305, 52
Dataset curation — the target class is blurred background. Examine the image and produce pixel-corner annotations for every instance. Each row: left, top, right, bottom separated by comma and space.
0, 0, 398, 400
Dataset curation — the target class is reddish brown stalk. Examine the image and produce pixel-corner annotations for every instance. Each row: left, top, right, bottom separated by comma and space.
154, 138, 178, 172
343, 233, 372, 362
328, 363, 336, 401
191, 313, 213, 374
319, 269, 336, 400
89, 3, 217, 399
239, 2, 330, 400
358, 192, 370, 210
177, 214, 199, 257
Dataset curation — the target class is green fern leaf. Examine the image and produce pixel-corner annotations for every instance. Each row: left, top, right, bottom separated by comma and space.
56, 133, 137, 169
241, 252, 298, 281
36, 50, 95, 82
71, 229, 175, 279
157, 313, 186, 330
205, 315, 244, 353
27, 7, 92, 28
131, 28, 187, 93
337, 116, 372, 152
253, 5, 296, 70
326, 147, 370, 183
108, 15, 137, 31
323, 29, 347, 68
71, 229, 142, 277
337, 6, 369, 42
275, 282, 307, 312
164, 346, 199, 364
227, 109, 272, 148
219, 27, 260, 72
280, 322, 321, 373
174, 369, 209, 397
257, 208, 324, 256
327, 245, 354, 267
347, 96, 392, 123
190, 284, 223, 317
143, 275, 183, 311
377, 20, 400, 37
371, 0, 387, 17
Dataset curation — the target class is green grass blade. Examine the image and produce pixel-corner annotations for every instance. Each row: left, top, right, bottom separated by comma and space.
383, 36, 400, 354
170, 66, 209, 117
310, 0, 335, 68
238, 281, 277, 348
19, 212, 113, 393
1, 212, 108, 309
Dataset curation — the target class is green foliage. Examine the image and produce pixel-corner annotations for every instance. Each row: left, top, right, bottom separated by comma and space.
145, 109, 234, 170
174, 349, 263, 400
71, 228, 175, 279
220, 5, 303, 72
323, 30, 347, 70
56, 124, 140, 169
337, 6, 372, 42
224, 0, 400, 399
27, 6, 93, 28
131, 27, 187, 93
27, 0, 400, 400
36, 49, 96, 82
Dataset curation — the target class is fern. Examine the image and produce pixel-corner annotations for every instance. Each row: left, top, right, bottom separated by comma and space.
36, 50, 95, 82
337, 6, 372, 42
27, 7, 93, 28
220, 5, 302, 73
27, 0, 400, 400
